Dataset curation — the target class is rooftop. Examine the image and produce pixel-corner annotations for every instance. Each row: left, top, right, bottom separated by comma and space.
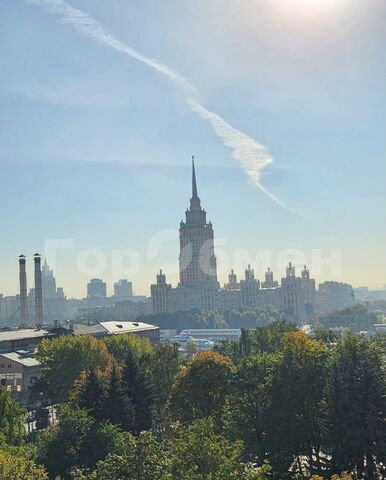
0, 351, 40, 367
0, 329, 52, 343
100, 321, 158, 335
72, 321, 159, 337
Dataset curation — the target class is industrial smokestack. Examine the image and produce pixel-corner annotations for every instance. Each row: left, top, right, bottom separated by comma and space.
19, 255, 28, 328
34, 253, 43, 329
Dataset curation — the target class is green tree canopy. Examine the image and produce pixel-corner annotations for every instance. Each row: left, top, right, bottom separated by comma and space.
0, 389, 25, 445
103, 334, 153, 364
122, 350, 156, 434
0, 450, 48, 480
168, 351, 234, 422
168, 418, 259, 480
35, 405, 124, 478
100, 364, 135, 432
327, 334, 386, 479
36, 335, 113, 404
266, 331, 329, 477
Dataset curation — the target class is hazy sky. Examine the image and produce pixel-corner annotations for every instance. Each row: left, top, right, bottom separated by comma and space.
0, 0, 385, 298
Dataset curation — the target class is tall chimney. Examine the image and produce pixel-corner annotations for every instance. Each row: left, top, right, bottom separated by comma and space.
19, 255, 28, 328
34, 253, 43, 329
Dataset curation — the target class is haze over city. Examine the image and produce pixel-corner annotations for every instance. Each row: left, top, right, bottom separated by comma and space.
2, 3, 386, 479
0, 0, 385, 298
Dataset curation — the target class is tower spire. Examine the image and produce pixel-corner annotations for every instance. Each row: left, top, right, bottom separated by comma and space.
192, 155, 198, 200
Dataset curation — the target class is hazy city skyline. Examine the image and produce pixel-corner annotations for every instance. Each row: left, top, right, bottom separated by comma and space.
0, 0, 385, 297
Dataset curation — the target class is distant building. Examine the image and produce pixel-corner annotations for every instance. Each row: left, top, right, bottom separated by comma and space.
353, 286, 370, 302
42, 259, 59, 299
87, 279, 107, 298
151, 161, 316, 323
180, 329, 242, 342
114, 279, 133, 299
353, 286, 386, 301
317, 281, 355, 314
281, 263, 307, 323
301, 265, 316, 317
0, 295, 19, 327
113, 299, 151, 319
25, 260, 67, 326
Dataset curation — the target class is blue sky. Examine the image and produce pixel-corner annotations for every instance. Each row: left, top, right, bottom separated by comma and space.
0, 0, 385, 297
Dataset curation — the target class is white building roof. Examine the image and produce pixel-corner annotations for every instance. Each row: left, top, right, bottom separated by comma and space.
72, 323, 106, 336
0, 351, 40, 367
99, 321, 158, 335
0, 329, 51, 342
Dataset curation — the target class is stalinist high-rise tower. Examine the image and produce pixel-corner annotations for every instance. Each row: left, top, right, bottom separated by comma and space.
151, 158, 315, 320
178, 158, 218, 288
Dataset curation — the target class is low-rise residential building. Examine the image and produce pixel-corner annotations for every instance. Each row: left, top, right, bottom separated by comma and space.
0, 350, 40, 405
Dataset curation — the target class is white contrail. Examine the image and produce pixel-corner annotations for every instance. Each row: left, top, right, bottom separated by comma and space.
188, 99, 288, 208
27, 0, 287, 209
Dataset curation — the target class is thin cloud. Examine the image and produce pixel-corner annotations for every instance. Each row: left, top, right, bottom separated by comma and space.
27, 0, 289, 210
188, 99, 287, 209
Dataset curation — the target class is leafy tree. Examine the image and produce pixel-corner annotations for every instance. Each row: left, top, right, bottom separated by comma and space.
217, 321, 297, 362
224, 305, 282, 329
168, 418, 259, 480
326, 335, 386, 479
85, 420, 267, 480
222, 353, 275, 461
85, 430, 169, 480
137, 306, 281, 331
36, 335, 113, 404
248, 321, 297, 355
311, 304, 381, 333
35, 405, 123, 478
149, 343, 179, 416
314, 327, 341, 345
103, 334, 153, 363
77, 367, 106, 420
0, 449, 48, 480
168, 351, 234, 422
266, 331, 329, 477
122, 350, 156, 434
101, 364, 135, 432
0, 389, 25, 444
84, 421, 125, 471
35, 405, 94, 477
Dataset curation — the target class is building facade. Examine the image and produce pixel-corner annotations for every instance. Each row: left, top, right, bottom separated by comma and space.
151, 161, 317, 323
317, 281, 355, 314
114, 279, 133, 299
87, 278, 107, 298
0, 351, 40, 405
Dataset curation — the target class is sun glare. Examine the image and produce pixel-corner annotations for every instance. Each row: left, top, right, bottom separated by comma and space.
270, 0, 348, 17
